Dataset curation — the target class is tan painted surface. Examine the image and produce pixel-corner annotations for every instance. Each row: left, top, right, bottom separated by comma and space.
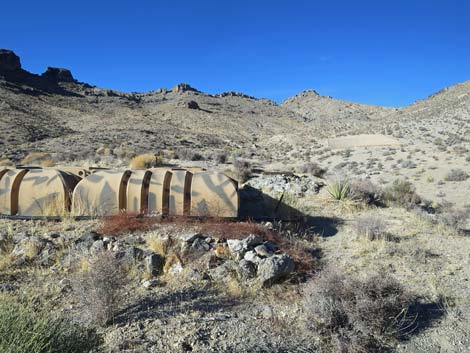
190, 171, 238, 218
17, 169, 78, 216
0, 169, 28, 215
126, 170, 151, 213
72, 170, 131, 216
0, 167, 240, 218
147, 168, 171, 215
169, 169, 192, 216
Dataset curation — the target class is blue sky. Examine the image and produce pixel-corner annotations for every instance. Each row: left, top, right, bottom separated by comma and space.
1, 0, 469, 106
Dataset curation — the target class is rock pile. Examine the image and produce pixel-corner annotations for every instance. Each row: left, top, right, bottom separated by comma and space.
1, 226, 296, 290
247, 174, 325, 197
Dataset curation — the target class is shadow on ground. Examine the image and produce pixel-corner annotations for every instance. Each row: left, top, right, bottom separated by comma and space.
115, 287, 239, 324
404, 298, 447, 338
239, 185, 343, 237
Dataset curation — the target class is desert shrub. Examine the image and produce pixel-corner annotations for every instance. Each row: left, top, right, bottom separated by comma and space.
129, 153, 163, 169
350, 179, 383, 206
21, 152, 55, 167
232, 158, 252, 182
355, 215, 390, 240
99, 211, 157, 235
213, 152, 228, 164
96, 146, 112, 156
438, 206, 470, 233
303, 269, 414, 353
383, 179, 421, 207
177, 149, 205, 161
298, 162, 327, 178
73, 250, 129, 326
400, 160, 417, 169
444, 169, 469, 182
0, 294, 100, 353
327, 178, 351, 201
0, 158, 14, 167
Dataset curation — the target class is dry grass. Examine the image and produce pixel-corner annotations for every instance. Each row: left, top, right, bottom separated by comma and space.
99, 212, 157, 235
21, 152, 55, 167
0, 158, 14, 167
129, 153, 163, 169
146, 234, 173, 257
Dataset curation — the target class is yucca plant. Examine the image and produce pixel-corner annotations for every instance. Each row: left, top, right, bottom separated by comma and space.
327, 178, 351, 201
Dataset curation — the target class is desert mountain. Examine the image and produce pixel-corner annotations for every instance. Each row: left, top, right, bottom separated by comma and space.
0, 49, 469, 165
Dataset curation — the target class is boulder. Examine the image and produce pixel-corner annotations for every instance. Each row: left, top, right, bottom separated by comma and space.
244, 250, 261, 264
75, 231, 101, 250
116, 246, 144, 266
12, 236, 44, 259
89, 240, 105, 255
179, 232, 202, 244
257, 254, 295, 287
145, 253, 164, 276
209, 260, 237, 282
186, 100, 200, 110
191, 238, 211, 251
41, 67, 75, 82
254, 244, 274, 257
236, 259, 256, 281
0, 49, 21, 71
227, 234, 264, 259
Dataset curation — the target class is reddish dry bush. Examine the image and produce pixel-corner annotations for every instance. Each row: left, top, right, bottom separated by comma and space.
198, 220, 268, 240
99, 212, 157, 235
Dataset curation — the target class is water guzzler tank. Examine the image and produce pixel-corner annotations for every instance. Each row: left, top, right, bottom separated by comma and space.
0, 167, 238, 218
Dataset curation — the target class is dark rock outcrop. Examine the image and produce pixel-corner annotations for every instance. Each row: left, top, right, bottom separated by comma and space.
42, 67, 76, 82
186, 100, 200, 109
0, 49, 21, 71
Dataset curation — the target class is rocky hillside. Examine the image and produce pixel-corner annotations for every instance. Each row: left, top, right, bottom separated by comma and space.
0, 49, 309, 163
1, 48, 469, 165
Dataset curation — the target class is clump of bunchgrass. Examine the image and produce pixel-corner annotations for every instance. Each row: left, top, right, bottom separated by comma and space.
0, 293, 100, 353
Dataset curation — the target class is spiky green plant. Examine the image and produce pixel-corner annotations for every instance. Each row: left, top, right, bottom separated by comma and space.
327, 179, 351, 201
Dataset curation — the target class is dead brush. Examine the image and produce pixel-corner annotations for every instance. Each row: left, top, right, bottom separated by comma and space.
72, 250, 129, 326
21, 152, 55, 167
303, 268, 416, 353
354, 215, 392, 241
99, 211, 157, 235
129, 153, 163, 169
